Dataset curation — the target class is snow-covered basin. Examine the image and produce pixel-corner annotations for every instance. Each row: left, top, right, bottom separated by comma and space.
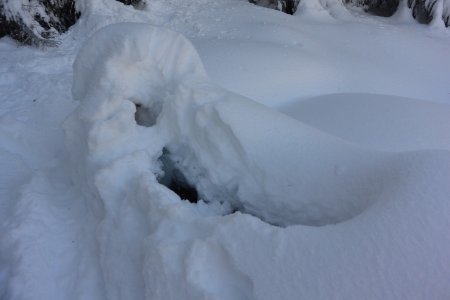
64, 23, 450, 299
280, 93, 450, 151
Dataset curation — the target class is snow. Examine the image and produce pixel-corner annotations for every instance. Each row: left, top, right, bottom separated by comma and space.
280, 93, 450, 151
1, 1, 450, 299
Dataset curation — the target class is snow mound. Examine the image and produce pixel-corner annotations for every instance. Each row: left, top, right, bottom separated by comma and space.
68, 22, 396, 227
63, 23, 450, 299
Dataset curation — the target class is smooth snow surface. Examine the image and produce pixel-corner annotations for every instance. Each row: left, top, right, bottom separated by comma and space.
280, 93, 450, 151
1, 1, 450, 300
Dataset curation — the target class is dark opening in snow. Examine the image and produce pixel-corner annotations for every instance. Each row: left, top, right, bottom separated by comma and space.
167, 178, 199, 204
134, 102, 162, 127
156, 147, 297, 225
157, 148, 199, 203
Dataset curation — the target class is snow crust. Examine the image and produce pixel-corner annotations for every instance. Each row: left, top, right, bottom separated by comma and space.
2, 1, 450, 300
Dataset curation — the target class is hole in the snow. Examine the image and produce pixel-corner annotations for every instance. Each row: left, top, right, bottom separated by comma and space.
157, 148, 199, 203
156, 147, 286, 225
134, 102, 162, 127
168, 177, 199, 203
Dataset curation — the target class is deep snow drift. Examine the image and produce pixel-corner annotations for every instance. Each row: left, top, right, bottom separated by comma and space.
1, 1, 450, 300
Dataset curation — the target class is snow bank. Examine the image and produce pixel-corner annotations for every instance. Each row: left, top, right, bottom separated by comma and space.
63, 22, 450, 299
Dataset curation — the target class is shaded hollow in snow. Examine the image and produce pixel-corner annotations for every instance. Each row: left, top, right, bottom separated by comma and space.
134, 102, 162, 127
157, 148, 199, 203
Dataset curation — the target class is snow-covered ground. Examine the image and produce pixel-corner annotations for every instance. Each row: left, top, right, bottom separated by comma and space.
1, 0, 450, 299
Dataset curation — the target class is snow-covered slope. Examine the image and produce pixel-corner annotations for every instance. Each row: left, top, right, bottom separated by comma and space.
1, 1, 450, 300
